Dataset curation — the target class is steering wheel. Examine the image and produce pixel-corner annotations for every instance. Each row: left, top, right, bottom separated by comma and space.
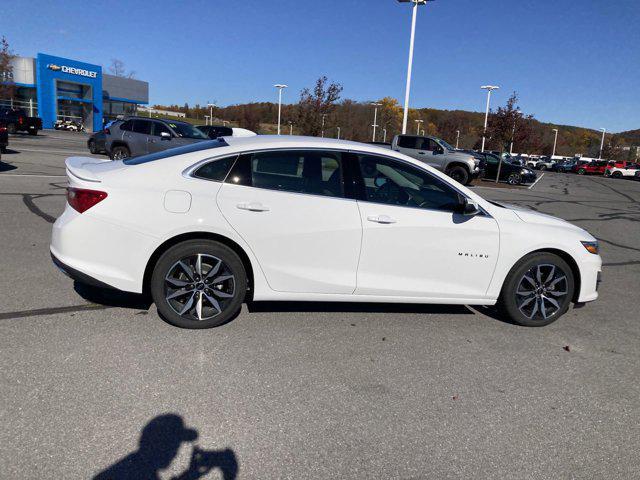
374, 176, 408, 205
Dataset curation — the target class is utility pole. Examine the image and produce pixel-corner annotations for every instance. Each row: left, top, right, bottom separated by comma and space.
480, 85, 499, 152
455, 130, 460, 149
371, 102, 381, 141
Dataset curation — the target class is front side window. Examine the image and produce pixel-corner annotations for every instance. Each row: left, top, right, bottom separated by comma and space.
152, 122, 172, 137
356, 154, 461, 212
226, 150, 344, 198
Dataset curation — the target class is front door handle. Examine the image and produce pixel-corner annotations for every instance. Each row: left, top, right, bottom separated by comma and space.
367, 214, 396, 224
418, 151, 426, 155
237, 202, 270, 212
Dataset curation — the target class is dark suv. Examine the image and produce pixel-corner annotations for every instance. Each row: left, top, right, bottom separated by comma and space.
105, 117, 208, 160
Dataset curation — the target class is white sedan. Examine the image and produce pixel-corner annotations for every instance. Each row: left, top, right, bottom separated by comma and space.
51, 136, 601, 328
605, 163, 640, 178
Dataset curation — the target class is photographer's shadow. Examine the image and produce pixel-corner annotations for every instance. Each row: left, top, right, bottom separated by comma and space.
93, 414, 238, 480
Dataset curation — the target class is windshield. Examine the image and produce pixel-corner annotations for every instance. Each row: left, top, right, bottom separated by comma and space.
123, 139, 228, 165
438, 139, 456, 151
167, 122, 208, 139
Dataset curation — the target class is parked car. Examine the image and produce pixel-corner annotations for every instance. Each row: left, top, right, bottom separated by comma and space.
196, 125, 257, 139
573, 160, 608, 175
534, 157, 556, 170
0, 121, 8, 155
551, 159, 577, 173
391, 134, 481, 185
105, 117, 208, 160
55, 118, 85, 132
51, 136, 601, 329
605, 162, 640, 178
480, 153, 537, 185
0, 107, 42, 135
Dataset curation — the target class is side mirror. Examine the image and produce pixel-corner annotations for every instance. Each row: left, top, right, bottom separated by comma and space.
160, 131, 171, 140
434, 146, 444, 155
456, 196, 480, 216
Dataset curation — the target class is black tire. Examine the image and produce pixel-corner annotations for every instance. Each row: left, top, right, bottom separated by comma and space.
0, 146, 6, 154
110, 145, 130, 160
28, 129, 37, 136
497, 252, 575, 327
611, 171, 622, 178
447, 165, 469, 185
151, 240, 247, 329
88, 139, 97, 154
6, 123, 16, 135
539, 164, 546, 171
507, 173, 521, 185
577, 168, 586, 175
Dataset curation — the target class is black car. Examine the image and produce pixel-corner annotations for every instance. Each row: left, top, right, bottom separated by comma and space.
196, 124, 233, 139
0, 120, 8, 155
0, 107, 42, 135
480, 153, 537, 185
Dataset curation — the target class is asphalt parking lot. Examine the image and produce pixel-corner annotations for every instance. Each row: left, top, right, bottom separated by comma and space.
1, 131, 639, 479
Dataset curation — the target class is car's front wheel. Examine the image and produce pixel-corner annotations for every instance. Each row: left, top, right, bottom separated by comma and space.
507, 173, 521, 185
151, 240, 247, 329
447, 166, 469, 185
110, 145, 130, 160
498, 252, 574, 327
612, 171, 623, 178
577, 168, 586, 175
88, 139, 97, 154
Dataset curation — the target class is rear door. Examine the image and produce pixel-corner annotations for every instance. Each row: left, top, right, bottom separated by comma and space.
127, 119, 153, 156
216, 149, 362, 294
395, 135, 428, 162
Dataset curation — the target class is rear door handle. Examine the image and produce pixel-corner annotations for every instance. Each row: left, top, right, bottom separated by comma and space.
237, 202, 270, 212
367, 214, 396, 224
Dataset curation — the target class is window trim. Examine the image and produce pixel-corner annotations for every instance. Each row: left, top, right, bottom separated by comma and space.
191, 154, 239, 183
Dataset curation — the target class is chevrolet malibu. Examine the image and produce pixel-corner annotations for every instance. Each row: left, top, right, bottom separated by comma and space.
51, 136, 601, 329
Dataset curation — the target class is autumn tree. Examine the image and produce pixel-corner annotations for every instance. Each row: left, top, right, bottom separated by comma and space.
296, 76, 343, 136
485, 92, 540, 153
0, 36, 15, 101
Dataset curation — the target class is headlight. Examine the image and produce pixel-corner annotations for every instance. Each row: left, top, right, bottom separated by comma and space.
581, 241, 599, 255
520, 169, 528, 174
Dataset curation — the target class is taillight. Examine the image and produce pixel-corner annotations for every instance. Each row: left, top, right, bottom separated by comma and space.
0, 126, 6, 132
105, 128, 110, 135
67, 188, 107, 213
18, 117, 23, 125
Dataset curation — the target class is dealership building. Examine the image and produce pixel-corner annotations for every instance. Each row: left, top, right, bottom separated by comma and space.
8, 53, 148, 132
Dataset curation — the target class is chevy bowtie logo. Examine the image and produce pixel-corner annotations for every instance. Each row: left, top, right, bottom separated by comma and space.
47, 64, 62, 71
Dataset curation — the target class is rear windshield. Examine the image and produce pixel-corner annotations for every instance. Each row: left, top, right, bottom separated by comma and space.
123, 139, 229, 165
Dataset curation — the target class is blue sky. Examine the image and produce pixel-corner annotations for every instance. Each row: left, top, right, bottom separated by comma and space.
2, 0, 639, 132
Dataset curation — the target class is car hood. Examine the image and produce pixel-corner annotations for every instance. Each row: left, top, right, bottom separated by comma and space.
447, 151, 477, 163
499, 203, 590, 234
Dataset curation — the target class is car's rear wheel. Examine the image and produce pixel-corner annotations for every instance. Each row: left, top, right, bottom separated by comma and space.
498, 252, 574, 327
447, 165, 469, 185
507, 173, 521, 185
110, 145, 130, 160
151, 240, 247, 329
577, 168, 586, 175
612, 171, 623, 178
88, 139, 97, 154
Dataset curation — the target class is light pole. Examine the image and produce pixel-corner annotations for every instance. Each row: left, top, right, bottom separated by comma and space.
599, 128, 606, 159
336, 126, 341, 139
383, 128, 387, 143
371, 102, 381, 141
509, 108, 521, 155
480, 85, 499, 152
321, 114, 327, 138
207, 102, 215, 126
288, 121, 293, 135
455, 130, 460, 149
415, 119, 423, 135
552, 128, 559, 157
222, 120, 229, 127
274, 84, 287, 135
397, 0, 433, 134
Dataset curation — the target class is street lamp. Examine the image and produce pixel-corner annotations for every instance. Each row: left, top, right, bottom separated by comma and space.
509, 108, 521, 155
415, 119, 424, 135
397, 0, 434, 134
370, 102, 381, 141
336, 126, 341, 140
274, 84, 287, 135
599, 128, 606, 159
207, 102, 215, 126
455, 130, 460, 149
222, 120, 229, 126
321, 114, 328, 138
552, 128, 559, 157
383, 128, 387, 143
480, 85, 499, 152
288, 121, 293, 135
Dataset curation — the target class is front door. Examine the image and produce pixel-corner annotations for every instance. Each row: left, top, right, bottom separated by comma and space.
352, 153, 499, 299
216, 149, 362, 294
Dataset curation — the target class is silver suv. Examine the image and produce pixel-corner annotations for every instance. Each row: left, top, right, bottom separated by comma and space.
392, 134, 481, 185
106, 117, 208, 160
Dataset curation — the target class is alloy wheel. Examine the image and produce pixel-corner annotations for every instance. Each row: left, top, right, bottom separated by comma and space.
515, 263, 569, 321
164, 254, 235, 321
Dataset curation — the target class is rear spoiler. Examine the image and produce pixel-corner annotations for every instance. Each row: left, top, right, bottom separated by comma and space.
65, 156, 111, 183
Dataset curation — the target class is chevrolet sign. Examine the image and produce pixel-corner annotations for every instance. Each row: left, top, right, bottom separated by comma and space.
48, 63, 98, 78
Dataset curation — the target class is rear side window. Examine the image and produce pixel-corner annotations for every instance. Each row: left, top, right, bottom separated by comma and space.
397, 136, 417, 149
120, 120, 133, 131
193, 156, 237, 182
132, 120, 152, 135
225, 150, 344, 198
123, 139, 229, 165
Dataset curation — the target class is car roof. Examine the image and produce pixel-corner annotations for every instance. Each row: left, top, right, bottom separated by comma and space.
124, 116, 190, 125
222, 135, 397, 153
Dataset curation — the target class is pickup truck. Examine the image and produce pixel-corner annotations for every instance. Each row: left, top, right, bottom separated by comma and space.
0, 107, 42, 135
391, 134, 481, 185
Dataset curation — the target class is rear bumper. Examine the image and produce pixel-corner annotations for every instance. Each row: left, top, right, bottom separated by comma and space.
51, 252, 117, 290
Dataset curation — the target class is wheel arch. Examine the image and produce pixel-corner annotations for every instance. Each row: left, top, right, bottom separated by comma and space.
109, 141, 129, 152
445, 161, 471, 174
142, 231, 255, 300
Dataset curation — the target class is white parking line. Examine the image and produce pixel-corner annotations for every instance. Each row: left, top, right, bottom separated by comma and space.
0, 174, 67, 178
528, 172, 545, 189
8, 147, 89, 155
